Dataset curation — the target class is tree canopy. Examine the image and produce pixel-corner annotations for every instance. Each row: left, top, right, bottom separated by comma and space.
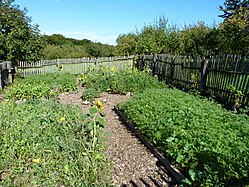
0, 0, 44, 63
219, 0, 249, 18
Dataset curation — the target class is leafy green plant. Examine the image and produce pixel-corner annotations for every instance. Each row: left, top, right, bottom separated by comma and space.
119, 88, 249, 186
78, 66, 165, 100
4, 72, 77, 100
82, 88, 101, 101
0, 99, 110, 186
226, 84, 244, 113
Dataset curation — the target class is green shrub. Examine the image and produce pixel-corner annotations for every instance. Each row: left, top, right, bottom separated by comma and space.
0, 99, 110, 186
4, 72, 77, 100
78, 66, 165, 99
82, 88, 101, 101
119, 88, 249, 186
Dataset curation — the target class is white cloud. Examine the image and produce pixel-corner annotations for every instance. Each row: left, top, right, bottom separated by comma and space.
44, 31, 118, 45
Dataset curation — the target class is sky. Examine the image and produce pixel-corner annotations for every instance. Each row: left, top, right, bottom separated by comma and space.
15, 0, 225, 45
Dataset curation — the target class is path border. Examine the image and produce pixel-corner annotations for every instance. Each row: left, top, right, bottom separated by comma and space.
114, 106, 188, 186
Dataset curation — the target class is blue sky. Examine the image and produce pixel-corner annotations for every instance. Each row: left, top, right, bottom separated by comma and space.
15, 0, 224, 45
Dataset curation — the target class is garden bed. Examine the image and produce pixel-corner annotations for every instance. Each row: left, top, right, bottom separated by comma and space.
119, 88, 249, 186
0, 73, 110, 186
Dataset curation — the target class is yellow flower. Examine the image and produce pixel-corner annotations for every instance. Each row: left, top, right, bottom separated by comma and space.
32, 158, 41, 163
133, 67, 138, 74
111, 67, 115, 72
58, 64, 63, 71
60, 117, 66, 121
97, 100, 104, 110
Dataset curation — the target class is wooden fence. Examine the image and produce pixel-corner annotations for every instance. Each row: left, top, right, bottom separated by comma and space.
17, 56, 134, 76
0, 61, 13, 89
136, 54, 249, 108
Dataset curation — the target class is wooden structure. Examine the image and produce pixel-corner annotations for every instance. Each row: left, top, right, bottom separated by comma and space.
17, 56, 134, 76
136, 54, 249, 107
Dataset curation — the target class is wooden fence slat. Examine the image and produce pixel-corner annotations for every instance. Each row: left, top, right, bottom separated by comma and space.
16, 56, 134, 76
136, 54, 249, 107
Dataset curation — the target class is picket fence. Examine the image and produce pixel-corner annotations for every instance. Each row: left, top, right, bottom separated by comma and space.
136, 54, 249, 108
17, 56, 134, 76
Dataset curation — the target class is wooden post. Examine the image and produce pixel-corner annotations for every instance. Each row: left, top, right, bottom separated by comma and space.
152, 54, 157, 75
169, 56, 176, 85
8, 68, 13, 84
7, 62, 14, 83
95, 58, 99, 71
0, 68, 2, 90
141, 55, 145, 71
199, 59, 209, 95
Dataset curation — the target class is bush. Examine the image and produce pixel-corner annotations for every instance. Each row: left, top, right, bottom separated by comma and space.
119, 88, 249, 186
78, 66, 165, 100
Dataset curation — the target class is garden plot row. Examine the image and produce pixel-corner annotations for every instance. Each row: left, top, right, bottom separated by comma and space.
0, 72, 110, 186
118, 88, 249, 186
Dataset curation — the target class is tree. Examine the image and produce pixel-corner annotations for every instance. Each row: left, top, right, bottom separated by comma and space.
116, 33, 138, 55
219, 7, 249, 55
219, 0, 249, 19
0, 0, 44, 63
136, 16, 168, 54
179, 22, 218, 56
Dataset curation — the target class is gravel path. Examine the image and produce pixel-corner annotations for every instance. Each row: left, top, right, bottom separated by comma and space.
59, 90, 175, 187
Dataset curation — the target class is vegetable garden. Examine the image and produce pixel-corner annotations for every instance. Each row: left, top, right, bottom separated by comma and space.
0, 72, 110, 186
0, 63, 249, 186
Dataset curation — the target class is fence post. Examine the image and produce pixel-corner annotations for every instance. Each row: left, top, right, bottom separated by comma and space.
142, 55, 145, 70
152, 54, 157, 75
199, 59, 209, 95
7, 62, 14, 84
0, 68, 2, 90
95, 58, 99, 71
169, 56, 176, 85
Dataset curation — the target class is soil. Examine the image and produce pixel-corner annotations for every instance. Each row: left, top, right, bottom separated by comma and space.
59, 89, 175, 187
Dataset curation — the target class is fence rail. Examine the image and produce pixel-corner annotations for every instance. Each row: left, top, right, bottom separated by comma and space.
136, 54, 249, 108
17, 56, 134, 76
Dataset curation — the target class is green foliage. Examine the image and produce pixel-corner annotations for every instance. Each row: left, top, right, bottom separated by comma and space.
116, 13, 249, 56
82, 88, 101, 101
42, 44, 89, 59
78, 66, 165, 100
42, 35, 117, 59
0, 99, 110, 186
136, 17, 169, 54
116, 17, 220, 56
219, 0, 249, 19
119, 88, 249, 186
0, 0, 44, 63
179, 22, 219, 56
116, 33, 138, 55
226, 84, 244, 112
219, 7, 249, 55
4, 72, 77, 100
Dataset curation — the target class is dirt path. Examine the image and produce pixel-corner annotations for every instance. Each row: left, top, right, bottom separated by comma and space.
59, 90, 175, 187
